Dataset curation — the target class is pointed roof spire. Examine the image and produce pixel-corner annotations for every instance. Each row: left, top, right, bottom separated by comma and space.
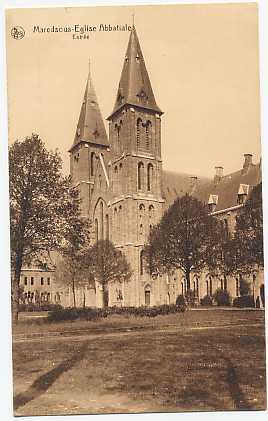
70, 60, 108, 151
109, 26, 162, 119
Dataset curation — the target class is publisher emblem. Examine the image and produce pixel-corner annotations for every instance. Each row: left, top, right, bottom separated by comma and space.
11, 26, 25, 40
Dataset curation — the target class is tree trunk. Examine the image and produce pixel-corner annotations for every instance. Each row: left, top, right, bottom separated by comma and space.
72, 276, 76, 308
83, 290, 86, 308
103, 283, 109, 307
12, 251, 23, 324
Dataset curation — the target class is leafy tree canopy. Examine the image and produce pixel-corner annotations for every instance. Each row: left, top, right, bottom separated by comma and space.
145, 194, 224, 287
233, 183, 263, 273
9, 134, 88, 319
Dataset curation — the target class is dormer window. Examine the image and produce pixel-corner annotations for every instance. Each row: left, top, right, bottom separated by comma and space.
237, 184, 249, 204
208, 194, 218, 213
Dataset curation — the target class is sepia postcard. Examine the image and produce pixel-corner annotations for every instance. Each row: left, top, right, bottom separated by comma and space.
4, 1, 267, 418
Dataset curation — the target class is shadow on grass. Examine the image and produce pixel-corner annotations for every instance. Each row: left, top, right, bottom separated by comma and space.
13, 343, 88, 411
223, 357, 252, 410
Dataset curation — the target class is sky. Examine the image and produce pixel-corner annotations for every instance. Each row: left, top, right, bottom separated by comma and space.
6, 2, 261, 178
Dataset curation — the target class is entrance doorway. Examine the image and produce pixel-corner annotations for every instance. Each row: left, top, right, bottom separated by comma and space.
145, 290, 151, 306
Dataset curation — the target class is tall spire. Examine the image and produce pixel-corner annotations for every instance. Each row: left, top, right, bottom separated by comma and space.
70, 60, 108, 151
109, 26, 162, 118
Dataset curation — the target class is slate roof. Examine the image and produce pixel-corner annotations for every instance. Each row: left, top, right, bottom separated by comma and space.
109, 26, 162, 118
70, 63, 109, 152
162, 170, 210, 209
162, 159, 262, 212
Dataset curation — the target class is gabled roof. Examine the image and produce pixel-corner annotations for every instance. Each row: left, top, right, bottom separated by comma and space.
195, 162, 261, 212
162, 159, 262, 212
108, 26, 162, 119
70, 62, 109, 152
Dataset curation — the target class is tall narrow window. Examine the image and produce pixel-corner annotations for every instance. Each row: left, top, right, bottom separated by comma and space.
114, 208, 117, 242
196, 278, 199, 298
95, 218, 99, 242
137, 118, 142, 149
91, 152, 95, 177
224, 275, 227, 291
100, 201, 104, 240
138, 162, 144, 190
105, 214, 109, 240
236, 278, 239, 296
145, 121, 152, 150
147, 163, 153, 191
149, 204, 154, 221
119, 206, 122, 242
114, 166, 118, 194
209, 276, 213, 296
140, 250, 145, 275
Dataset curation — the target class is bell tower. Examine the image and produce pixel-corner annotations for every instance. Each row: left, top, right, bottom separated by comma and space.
69, 62, 109, 216
107, 26, 165, 306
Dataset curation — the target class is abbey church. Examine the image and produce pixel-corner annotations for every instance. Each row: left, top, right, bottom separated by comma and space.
67, 25, 264, 308
69, 26, 165, 307
19, 26, 264, 308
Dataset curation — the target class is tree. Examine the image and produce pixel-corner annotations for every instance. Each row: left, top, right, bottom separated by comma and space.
9, 134, 83, 322
145, 194, 223, 290
82, 240, 131, 307
232, 183, 263, 274
55, 211, 91, 308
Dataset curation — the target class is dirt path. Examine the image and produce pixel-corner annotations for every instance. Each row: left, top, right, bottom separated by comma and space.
13, 321, 262, 344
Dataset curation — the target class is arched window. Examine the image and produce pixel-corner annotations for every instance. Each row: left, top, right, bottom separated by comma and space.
105, 214, 109, 240
118, 205, 122, 242
181, 282, 184, 295
149, 204, 154, 220
196, 278, 199, 297
147, 163, 153, 191
145, 120, 152, 150
224, 275, 227, 291
115, 121, 122, 152
209, 276, 213, 296
145, 288, 151, 306
114, 207, 117, 236
140, 250, 145, 275
100, 201, 104, 240
138, 162, 144, 190
236, 278, 239, 296
137, 118, 142, 149
114, 166, 118, 194
91, 152, 95, 177
139, 203, 145, 213
95, 218, 98, 242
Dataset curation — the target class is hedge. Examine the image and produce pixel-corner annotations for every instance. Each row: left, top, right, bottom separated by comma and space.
233, 295, 255, 308
19, 303, 63, 312
200, 295, 213, 306
47, 304, 186, 322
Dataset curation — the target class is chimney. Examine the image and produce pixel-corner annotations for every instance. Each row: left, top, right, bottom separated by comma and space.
243, 154, 253, 170
214, 166, 223, 184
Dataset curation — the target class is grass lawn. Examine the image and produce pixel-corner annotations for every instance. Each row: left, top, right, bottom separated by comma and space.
12, 309, 266, 416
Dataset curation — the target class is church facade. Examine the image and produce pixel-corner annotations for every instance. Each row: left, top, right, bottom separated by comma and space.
69, 27, 168, 307
65, 26, 263, 308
